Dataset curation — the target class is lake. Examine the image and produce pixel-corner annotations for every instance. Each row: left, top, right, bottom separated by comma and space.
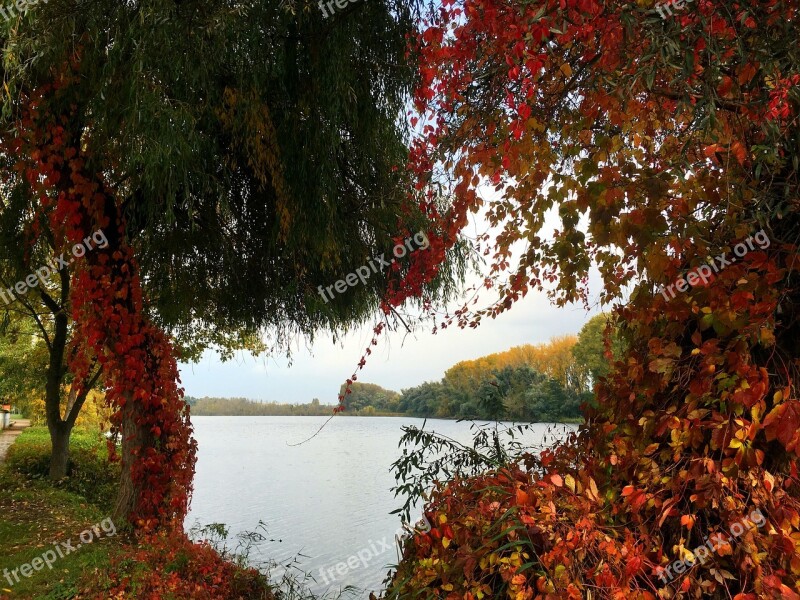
185, 416, 577, 597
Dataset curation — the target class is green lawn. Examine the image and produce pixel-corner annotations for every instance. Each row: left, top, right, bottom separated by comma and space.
0, 427, 121, 599
0, 470, 119, 599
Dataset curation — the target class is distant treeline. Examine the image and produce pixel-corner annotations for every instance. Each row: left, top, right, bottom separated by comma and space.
186, 397, 339, 416
186, 395, 400, 416
338, 314, 621, 422
190, 314, 622, 423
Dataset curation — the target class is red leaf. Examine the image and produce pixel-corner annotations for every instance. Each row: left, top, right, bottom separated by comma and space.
763, 400, 800, 452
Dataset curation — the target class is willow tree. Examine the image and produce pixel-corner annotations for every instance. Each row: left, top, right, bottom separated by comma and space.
0, 0, 463, 528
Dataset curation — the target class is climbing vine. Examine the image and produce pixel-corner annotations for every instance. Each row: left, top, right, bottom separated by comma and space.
8, 68, 196, 531
384, 0, 800, 597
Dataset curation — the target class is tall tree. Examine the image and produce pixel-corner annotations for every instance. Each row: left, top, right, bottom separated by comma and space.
0, 0, 464, 528
444, 337, 585, 395
0, 217, 104, 478
0, 317, 49, 412
571, 312, 626, 392
337, 382, 401, 413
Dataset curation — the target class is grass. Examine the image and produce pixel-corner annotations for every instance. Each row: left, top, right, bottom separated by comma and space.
2, 427, 119, 511
0, 469, 119, 599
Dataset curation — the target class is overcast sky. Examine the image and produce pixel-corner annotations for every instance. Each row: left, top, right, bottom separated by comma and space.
178, 276, 604, 403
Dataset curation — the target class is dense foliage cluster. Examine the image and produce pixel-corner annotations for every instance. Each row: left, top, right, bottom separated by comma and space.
398, 335, 601, 420
398, 366, 582, 421
337, 382, 403, 413
387, 0, 800, 597
92, 531, 273, 600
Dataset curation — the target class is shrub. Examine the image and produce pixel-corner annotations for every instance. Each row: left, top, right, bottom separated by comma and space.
387, 441, 800, 599
92, 530, 275, 600
4, 426, 120, 509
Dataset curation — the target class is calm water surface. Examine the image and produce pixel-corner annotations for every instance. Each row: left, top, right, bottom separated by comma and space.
185, 416, 576, 597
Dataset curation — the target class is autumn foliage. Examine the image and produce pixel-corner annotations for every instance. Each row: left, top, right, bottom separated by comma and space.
7, 67, 196, 531
387, 0, 800, 598
2, 0, 800, 597
89, 531, 272, 600
444, 337, 585, 393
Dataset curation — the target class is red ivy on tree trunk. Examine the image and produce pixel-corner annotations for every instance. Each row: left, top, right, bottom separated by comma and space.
10, 70, 196, 531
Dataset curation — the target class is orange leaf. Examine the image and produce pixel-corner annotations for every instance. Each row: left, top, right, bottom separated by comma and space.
586, 477, 599, 501
763, 400, 800, 451
731, 141, 747, 166
737, 63, 758, 85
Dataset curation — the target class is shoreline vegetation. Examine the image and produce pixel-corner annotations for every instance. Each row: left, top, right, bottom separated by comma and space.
187, 397, 584, 424
188, 332, 608, 424
0, 427, 279, 599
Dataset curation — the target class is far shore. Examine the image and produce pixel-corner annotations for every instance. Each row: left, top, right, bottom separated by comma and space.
190, 413, 584, 424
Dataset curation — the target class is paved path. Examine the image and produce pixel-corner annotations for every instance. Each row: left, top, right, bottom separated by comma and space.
0, 419, 31, 464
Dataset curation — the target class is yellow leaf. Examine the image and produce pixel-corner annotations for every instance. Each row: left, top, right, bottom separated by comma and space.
586, 477, 599, 501
564, 474, 576, 492
751, 403, 762, 424
560, 63, 573, 78
442, 537, 451, 548
760, 328, 776, 346
790, 555, 800, 574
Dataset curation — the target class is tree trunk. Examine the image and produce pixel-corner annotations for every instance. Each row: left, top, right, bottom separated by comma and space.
44, 310, 69, 481
112, 384, 156, 523
112, 394, 144, 523
49, 376, 98, 481
48, 421, 73, 480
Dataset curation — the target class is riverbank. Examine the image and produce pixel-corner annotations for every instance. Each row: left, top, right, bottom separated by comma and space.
0, 425, 119, 598
0, 427, 280, 599
189, 411, 583, 423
